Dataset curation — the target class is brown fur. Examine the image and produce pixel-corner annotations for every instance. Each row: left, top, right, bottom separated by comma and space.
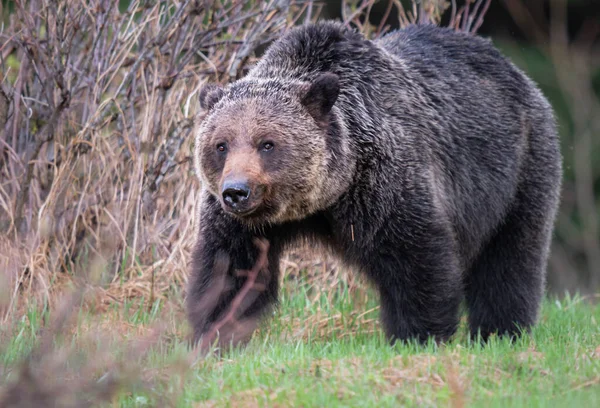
195, 90, 352, 225
187, 22, 562, 346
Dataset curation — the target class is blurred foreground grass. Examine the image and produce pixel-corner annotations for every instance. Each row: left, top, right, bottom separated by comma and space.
1, 275, 599, 408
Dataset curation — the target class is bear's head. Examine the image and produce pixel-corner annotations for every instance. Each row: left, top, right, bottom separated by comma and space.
194, 73, 352, 225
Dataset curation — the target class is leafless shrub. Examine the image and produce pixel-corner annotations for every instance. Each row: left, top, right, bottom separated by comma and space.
340, 0, 491, 38
0, 0, 313, 306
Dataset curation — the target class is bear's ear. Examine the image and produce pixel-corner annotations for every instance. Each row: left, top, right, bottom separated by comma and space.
198, 83, 225, 111
301, 73, 340, 122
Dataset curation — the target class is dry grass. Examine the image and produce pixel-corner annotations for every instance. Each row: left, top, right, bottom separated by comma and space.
0, 252, 376, 407
0, 272, 168, 407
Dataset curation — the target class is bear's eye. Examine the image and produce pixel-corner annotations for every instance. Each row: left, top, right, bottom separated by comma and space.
216, 143, 227, 153
261, 141, 274, 152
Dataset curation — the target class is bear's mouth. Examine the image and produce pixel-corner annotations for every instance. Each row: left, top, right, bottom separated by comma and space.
222, 200, 276, 223
226, 205, 260, 217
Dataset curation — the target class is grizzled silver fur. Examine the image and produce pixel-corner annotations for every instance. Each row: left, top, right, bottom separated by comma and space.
188, 21, 562, 345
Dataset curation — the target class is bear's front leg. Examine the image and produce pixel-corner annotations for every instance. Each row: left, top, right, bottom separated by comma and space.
369, 224, 463, 345
186, 202, 281, 348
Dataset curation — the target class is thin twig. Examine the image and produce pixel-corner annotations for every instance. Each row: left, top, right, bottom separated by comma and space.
199, 238, 271, 350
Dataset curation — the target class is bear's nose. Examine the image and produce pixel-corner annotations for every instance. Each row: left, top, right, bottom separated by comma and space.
222, 180, 251, 209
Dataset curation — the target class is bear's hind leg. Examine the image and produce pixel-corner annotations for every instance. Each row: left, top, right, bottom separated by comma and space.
465, 183, 559, 342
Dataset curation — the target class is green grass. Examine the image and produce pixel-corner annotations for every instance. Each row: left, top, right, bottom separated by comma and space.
1, 278, 599, 407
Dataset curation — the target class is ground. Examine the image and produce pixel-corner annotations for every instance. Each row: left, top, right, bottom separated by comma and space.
1, 268, 599, 407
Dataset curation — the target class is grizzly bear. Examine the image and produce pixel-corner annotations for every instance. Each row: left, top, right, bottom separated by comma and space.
187, 21, 562, 346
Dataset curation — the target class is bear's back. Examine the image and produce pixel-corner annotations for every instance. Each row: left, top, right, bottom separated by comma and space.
376, 24, 532, 107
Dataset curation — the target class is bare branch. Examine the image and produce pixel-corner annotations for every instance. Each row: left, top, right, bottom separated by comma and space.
195, 238, 272, 353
